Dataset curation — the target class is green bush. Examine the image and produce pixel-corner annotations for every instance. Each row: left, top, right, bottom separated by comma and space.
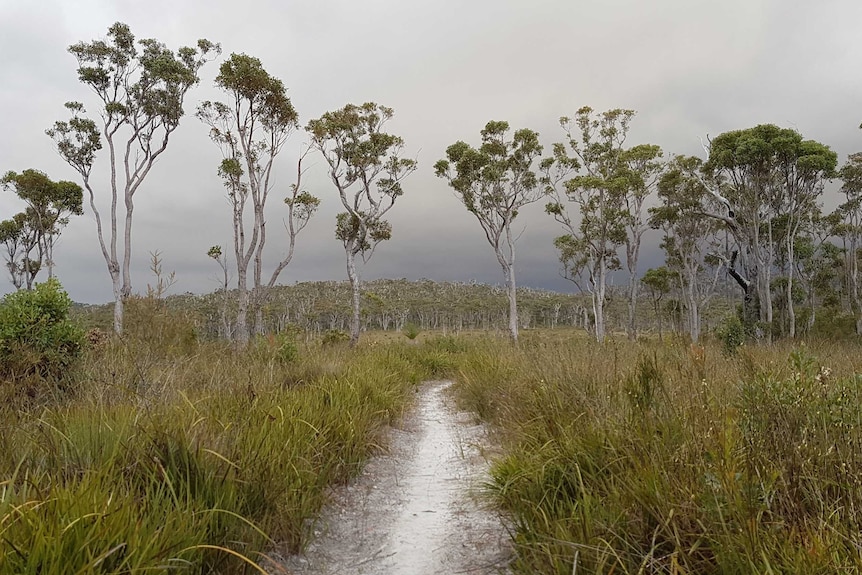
123, 295, 198, 355
402, 322, 421, 340
715, 314, 746, 356
252, 331, 298, 364
321, 328, 349, 346
0, 279, 85, 385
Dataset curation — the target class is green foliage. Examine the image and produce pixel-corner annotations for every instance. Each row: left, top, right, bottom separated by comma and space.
321, 328, 350, 346
0, 279, 84, 386
252, 331, 299, 364
123, 295, 198, 356
810, 308, 858, 339
306, 102, 416, 259
715, 313, 746, 355
0, 169, 83, 289
0, 333, 451, 572
435, 120, 543, 222
624, 353, 664, 415
737, 351, 862, 528
402, 321, 420, 340
453, 335, 862, 573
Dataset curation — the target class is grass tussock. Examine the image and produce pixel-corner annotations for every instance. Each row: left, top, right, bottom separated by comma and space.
0, 310, 457, 573
452, 332, 862, 574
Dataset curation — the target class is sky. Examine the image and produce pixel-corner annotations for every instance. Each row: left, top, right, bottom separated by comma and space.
1, 0, 861, 304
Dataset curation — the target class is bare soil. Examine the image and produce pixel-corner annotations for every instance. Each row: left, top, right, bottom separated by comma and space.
270, 380, 512, 575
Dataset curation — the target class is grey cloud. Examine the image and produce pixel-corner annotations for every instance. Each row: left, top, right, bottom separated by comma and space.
1, 0, 861, 303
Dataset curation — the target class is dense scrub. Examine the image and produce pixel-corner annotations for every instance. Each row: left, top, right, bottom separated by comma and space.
7, 286, 862, 575
0, 299, 458, 573
0, 279, 84, 396
452, 332, 862, 574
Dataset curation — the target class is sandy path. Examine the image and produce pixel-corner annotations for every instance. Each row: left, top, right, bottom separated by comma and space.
272, 380, 512, 575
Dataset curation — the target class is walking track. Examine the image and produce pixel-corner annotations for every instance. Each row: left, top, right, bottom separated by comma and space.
273, 380, 512, 575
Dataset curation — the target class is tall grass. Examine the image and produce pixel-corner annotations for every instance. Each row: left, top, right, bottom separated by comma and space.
452, 332, 862, 574
0, 301, 457, 573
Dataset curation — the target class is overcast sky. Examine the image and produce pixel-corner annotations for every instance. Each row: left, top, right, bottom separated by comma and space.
1, 0, 861, 303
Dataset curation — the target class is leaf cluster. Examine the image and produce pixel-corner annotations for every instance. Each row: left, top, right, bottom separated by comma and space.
0, 170, 84, 288
308, 103, 416, 258
0, 279, 85, 386
435, 120, 542, 217
48, 22, 219, 178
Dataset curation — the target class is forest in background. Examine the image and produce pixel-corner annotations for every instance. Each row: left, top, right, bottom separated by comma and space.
2, 22, 861, 348
69, 277, 743, 342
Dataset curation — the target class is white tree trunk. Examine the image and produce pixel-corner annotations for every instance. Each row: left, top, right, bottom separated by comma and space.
235, 266, 249, 347
506, 261, 518, 342
687, 279, 700, 343
346, 247, 361, 346
626, 239, 640, 341
111, 272, 124, 335
786, 231, 796, 338
122, 194, 134, 304
594, 259, 607, 343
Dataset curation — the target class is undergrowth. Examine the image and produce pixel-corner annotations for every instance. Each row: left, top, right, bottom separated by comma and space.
452, 333, 862, 574
0, 301, 460, 573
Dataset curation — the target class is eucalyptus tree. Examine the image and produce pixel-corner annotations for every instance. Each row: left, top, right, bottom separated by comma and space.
46, 22, 219, 334
794, 211, 842, 333
207, 245, 231, 339
306, 103, 417, 346
197, 53, 319, 346
773, 135, 836, 337
703, 125, 836, 339
543, 107, 635, 343
618, 143, 663, 339
838, 152, 862, 333
0, 214, 37, 290
641, 266, 674, 340
1, 169, 83, 283
650, 156, 723, 342
435, 121, 543, 343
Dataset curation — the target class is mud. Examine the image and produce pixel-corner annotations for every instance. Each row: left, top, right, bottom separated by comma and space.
272, 380, 512, 575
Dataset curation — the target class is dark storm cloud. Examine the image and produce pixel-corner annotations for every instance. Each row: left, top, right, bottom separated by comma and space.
1, 0, 861, 303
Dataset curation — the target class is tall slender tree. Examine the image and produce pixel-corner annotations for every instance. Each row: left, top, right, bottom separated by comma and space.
0, 214, 38, 290
1, 169, 83, 283
435, 120, 543, 343
197, 53, 319, 346
307, 103, 416, 346
650, 156, 723, 342
838, 152, 862, 334
543, 107, 635, 343
47, 22, 218, 334
641, 266, 674, 340
619, 144, 663, 340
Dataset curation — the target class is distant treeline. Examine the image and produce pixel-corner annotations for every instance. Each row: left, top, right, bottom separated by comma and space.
71, 278, 734, 339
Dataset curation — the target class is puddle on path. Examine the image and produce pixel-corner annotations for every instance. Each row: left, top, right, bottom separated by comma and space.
273, 381, 512, 575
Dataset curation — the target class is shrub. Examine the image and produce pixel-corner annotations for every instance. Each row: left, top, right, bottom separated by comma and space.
0, 279, 85, 386
321, 328, 349, 346
123, 295, 199, 355
252, 332, 299, 364
715, 314, 746, 356
402, 322, 420, 340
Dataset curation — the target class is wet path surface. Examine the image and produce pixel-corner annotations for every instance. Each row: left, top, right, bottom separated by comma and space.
274, 381, 512, 575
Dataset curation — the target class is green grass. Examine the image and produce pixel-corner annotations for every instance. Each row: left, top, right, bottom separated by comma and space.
0, 319, 458, 573
7, 306, 862, 575
451, 332, 862, 574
